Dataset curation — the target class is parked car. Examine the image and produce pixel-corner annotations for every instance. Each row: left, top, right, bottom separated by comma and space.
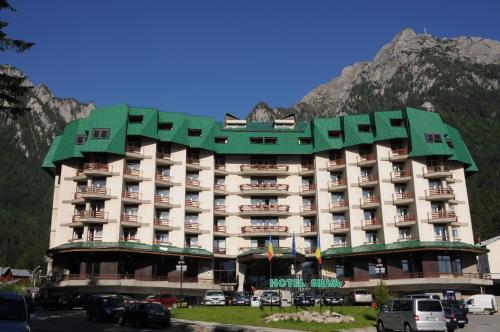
322, 291, 344, 306
260, 291, 281, 307
231, 293, 251, 306
293, 291, 316, 306
349, 289, 373, 305
442, 300, 468, 314
443, 307, 459, 332
405, 294, 441, 300
176, 296, 198, 308
145, 293, 177, 308
42, 293, 75, 310
250, 295, 261, 307
86, 295, 125, 322
443, 306, 468, 329
204, 290, 226, 306
0, 291, 32, 332
465, 294, 498, 314
119, 301, 170, 328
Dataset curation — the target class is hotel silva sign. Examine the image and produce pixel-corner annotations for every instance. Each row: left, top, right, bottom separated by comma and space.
269, 278, 344, 289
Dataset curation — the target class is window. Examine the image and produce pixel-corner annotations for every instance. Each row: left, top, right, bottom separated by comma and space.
299, 137, 313, 144
434, 225, 448, 241
215, 136, 227, 144
332, 214, 345, 223
358, 124, 371, 133
424, 133, 442, 143
333, 235, 346, 246
390, 118, 404, 127
188, 129, 202, 136
92, 128, 110, 139
454, 257, 462, 273
438, 255, 453, 273
128, 115, 143, 123
75, 134, 87, 145
401, 259, 410, 273
445, 137, 454, 148
399, 228, 411, 239
158, 122, 173, 130
249, 137, 277, 144
72, 227, 83, 240
368, 262, 378, 276
335, 264, 345, 278
328, 130, 342, 138
365, 231, 377, 243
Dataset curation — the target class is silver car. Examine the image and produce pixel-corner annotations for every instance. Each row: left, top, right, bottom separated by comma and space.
377, 298, 446, 332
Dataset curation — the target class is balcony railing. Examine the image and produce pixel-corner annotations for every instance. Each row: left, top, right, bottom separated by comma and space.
430, 211, 457, 220
214, 205, 227, 212
331, 242, 348, 248
240, 183, 288, 191
87, 235, 103, 242
241, 225, 288, 233
153, 218, 171, 227
328, 159, 346, 168
215, 163, 226, 171
328, 179, 347, 188
330, 221, 349, 231
434, 235, 449, 241
391, 147, 409, 156
154, 239, 171, 245
360, 196, 379, 205
214, 184, 227, 191
397, 235, 417, 241
122, 214, 140, 223
185, 200, 200, 208
391, 169, 412, 179
329, 200, 349, 209
304, 247, 317, 254
74, 186, 110, 198
214, 247, 227, 255
184, 222, 200, 230
124, 168, 142, 177
300, 184, 315, 192
185, 243, 201, 248
157, 151, 171, 160
395, 214, 416, 224
126, 145, 141, 154
426, 187, 454, 197
300, 163, 314, 172
214, 225, 226, 233
82, 162, 110, 172
238, 246, 290, 253
185, 179, 201, 187
156, 173, 172, 182
426, 165, 450, 173
240, 164, 289, 171
359, 175, 378, 183
187, 157, 200, 165
123, 191, 140, 200
364, 239, 383, 245
301, 205, 316, 213
303, 225, 317, 233
155, 195, 171, 204
358, 153, 376, 163
239, 204, 289, 212
362, 218, 381, 227
393, 192, 413, 200
72, 210, 107, 222
122, 236, 139, 242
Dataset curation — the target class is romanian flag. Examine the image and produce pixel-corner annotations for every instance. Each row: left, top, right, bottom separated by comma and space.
315, 236, 322, 265
267, 234, 274, 261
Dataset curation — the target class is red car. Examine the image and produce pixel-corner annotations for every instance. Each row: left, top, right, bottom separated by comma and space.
145, 293, 177, 308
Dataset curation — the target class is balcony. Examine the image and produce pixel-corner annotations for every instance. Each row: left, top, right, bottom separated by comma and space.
300, 205, 317, 216
186, 157, 203, 171
184, 222, 202, 234
299, 184, 315, 196
327, 159, 346, 171
393, 192, 414, 205
155, 173, 175, 187
214, 247, 227, 255
156, 151, 174, 166
304, 247, 317, 255
185, 179, 204, 191
360, 196, 380, 209
397, 235, 417, 242
423, 165, 453, 179
80, 163, 112, 177
329, 200, 349, 212
154, 195, 174, 208
299, 163, 315, 176
330, 221, 350, 234
362, 218, 382, 230
358, 175, 378, 187
153, 218, 173, 230
87, 235, 103, 242
434, 235, 449, 242
331, 242, 348, 248
428, 211, 458, 223
185, 200, 202, 212
389, 147, 409, 161
122, 191, 142, 204
126, 144, 143, 159
241, 225, 288, 236
214, 205, 228, 216
185, 243, 202, 249
239, 183, 289, 196
425, 188, 455, 201
239, 204, 290, 216
214, 225, 227, 235
214, 163, 228, 175
214, 184, 228, 195
123, 168, 143, 181
121, 214, 141, 226
390, 169, 412, 183
363, 239, 383, 245
154, 239, 172, 246
328, 179, 347, 192
121, 235, 139, 242
395, 214, 417, 227
302, 225, 317, 235
72, 210, 108, 224
240, 164, 289, 176
357, 153, 376, 166
74, 187, 111, 200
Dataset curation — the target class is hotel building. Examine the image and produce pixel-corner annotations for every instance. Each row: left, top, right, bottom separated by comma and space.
42, 105, 491, 296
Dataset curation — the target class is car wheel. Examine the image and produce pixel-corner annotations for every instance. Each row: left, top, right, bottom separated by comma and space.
376, 320, 385, 332
404, 323, 413, 332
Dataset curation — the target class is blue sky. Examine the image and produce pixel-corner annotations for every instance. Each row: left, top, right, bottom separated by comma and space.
2, 0, 500, 119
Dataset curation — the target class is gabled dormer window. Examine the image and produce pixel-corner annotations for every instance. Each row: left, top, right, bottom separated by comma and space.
188, 129, 202, 136
358, 124, 371, 133
215, 136, 228, 144
75, 134, 87, 145
328, 130, 342, 138
390, 118, 404, 127
92, 128, 110, 139
249, 137, 277, 144
128, 115, 143, 123
425, 133, 442, 143
158, 122, 173, 130
299, 137, 312, 144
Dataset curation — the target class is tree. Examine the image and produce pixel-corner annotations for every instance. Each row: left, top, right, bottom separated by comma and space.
373, 281, 392, 307
0, 0, 34, 117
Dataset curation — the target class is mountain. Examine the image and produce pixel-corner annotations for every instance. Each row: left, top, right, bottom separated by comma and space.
248, 28, 500, 241
0, 65, 94, 269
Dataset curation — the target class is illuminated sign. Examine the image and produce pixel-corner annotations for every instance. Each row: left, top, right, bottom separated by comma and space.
269, 278, 344, 288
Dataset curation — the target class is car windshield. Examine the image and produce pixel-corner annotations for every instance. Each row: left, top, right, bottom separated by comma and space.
355, 290, 369, 295
103, 298, 122, 308
0, 298, 26, 322
206, 291, 223, 296
418, 300, 442, 312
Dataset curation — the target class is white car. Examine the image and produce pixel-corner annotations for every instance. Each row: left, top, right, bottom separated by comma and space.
466, 294, 498, 314
204, 291, 226, 306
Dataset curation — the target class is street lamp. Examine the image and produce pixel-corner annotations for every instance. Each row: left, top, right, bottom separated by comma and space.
31, 266, 41, 287
177, 256, 186, 299
376, 258, 384, 282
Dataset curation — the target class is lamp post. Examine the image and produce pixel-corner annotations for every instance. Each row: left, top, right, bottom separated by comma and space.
376, 258, 384, 282
177, 256, 186, 299
31, 266, 41, 287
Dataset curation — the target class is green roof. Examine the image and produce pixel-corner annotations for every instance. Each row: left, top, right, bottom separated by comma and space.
42, 105, 477, 173
322, 240, 485, 258
48, 241, 213, 258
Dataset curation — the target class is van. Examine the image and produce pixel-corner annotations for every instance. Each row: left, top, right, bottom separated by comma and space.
377, 298, 446, 332
350, 289, 373, 305
465, 294, 498, 314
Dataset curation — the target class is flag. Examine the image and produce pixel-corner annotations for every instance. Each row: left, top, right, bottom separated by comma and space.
315, 236, 322, 265
267, 234, 274, 261
292, 231, 296, 258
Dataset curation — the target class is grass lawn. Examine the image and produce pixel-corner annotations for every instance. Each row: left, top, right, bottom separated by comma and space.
171, 305, 377, 332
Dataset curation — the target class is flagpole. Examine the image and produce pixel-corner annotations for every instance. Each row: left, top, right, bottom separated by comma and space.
269, 253, 273, 311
